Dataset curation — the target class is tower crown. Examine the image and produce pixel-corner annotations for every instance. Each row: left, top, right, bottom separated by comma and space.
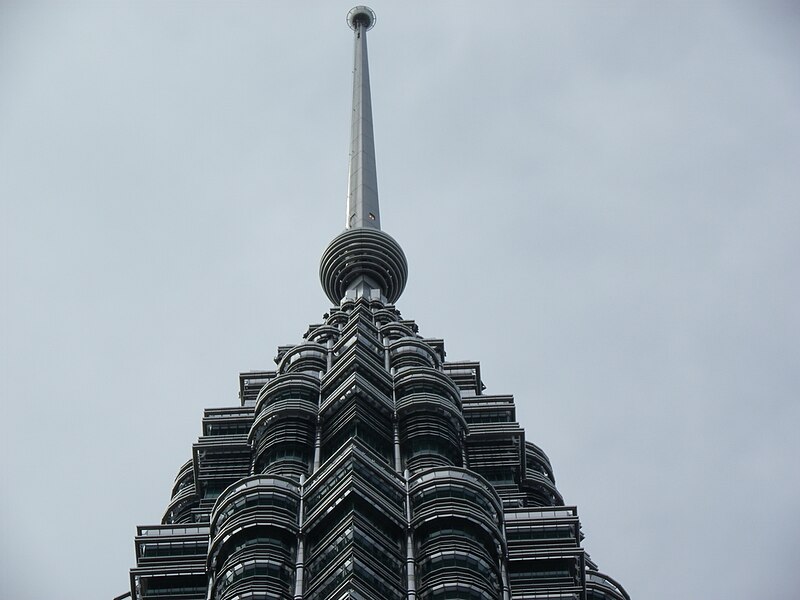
126, 13, 629, 600
320, 6, 408, 305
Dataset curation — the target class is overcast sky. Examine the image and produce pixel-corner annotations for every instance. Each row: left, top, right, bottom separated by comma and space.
1, 2, 798, 599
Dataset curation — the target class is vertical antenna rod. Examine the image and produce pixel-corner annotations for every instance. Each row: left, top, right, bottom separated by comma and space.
346, 6, 380, 230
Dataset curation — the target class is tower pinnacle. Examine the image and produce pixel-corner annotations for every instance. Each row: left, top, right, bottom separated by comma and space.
320, 7, 408, 305
346, 6, 380, 229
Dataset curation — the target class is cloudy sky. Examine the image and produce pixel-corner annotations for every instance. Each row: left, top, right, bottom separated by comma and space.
1, 2, 798, 599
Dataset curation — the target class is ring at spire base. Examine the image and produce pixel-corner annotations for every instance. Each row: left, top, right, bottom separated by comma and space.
320, 228, 408, 305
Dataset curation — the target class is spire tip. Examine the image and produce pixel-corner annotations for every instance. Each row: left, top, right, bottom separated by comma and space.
347, 6, 376, 31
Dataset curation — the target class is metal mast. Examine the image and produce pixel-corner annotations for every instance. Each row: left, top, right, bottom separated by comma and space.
320, 6, 408, 305
346, 6, 380, 230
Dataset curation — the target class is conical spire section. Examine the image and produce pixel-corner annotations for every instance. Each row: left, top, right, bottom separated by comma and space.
346, 6, 380, 230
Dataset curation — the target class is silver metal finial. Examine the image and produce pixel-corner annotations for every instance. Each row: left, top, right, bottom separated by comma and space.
345, 5, 380, 230
320, 6, 408, 305
347, 6, 376, 31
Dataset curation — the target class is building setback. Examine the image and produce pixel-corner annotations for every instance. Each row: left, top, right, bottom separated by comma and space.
125, 7, 629, 600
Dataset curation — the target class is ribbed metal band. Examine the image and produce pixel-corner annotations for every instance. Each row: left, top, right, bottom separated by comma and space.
320, 228, 408, 304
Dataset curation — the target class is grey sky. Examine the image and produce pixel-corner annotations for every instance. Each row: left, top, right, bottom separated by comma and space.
1, 2, 798, 599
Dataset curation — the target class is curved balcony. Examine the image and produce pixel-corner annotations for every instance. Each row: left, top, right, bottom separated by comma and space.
389, 337, 440, 371
394, 367, 462, 410
338, 297, 357, 312
525, 441, 556, 484
416, 523, 496, 560
419, 582, 499, 600
252, 398, 318, 434
325, 310, 350, 328
210, 531, 297, 590
368, 297, 386, 311
213, 556, 295, 600
250, 409, 317, 478
277, 342, 328, 376
214, 535, 294, 571
394, 368, 465, 472
305, 324, 340, 345
374, 308, 400, 327
170, 459, 194, 498
586, 571, 630, 600
251, 374, 319, 478
210, 526, 296, 599
397, 400, 465, 472
162, 481, 200, 525
410, 469, 503, 535
409, 468, 504, 599
208, 476, 300, 565
521, 469, 564, 507
210, 477, 300, 538
254, 373, 320, 416
417, 549, 501, 597
395, 392, 464, 425
379, 320, 413, 340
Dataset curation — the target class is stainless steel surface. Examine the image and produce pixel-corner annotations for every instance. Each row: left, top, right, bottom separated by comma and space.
345, 6, 381, 230
320, 6, 408, 305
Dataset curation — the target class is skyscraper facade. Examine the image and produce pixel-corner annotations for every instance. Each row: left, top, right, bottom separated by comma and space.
126, 8, 629, 600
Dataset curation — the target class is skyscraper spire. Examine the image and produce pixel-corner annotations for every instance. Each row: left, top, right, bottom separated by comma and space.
124, 11, 630, 600
320, 6, 408, 305
346, 6, 380, 230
